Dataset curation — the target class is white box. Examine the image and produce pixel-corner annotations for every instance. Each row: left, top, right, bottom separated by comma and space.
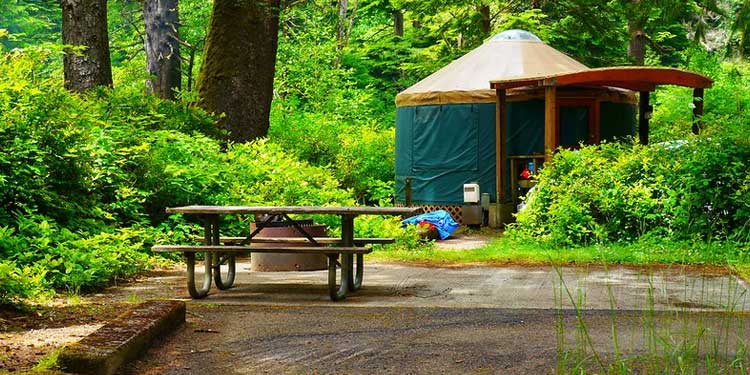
463, 183, 480, 203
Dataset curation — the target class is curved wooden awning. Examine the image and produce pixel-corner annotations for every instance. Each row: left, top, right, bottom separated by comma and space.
490, 67, 713, 92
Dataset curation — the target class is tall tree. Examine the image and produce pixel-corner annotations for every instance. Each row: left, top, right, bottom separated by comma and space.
393, 10, 404, 37
61, 0, 113, 92
730, 0, 750, 57
626, 0, 648, 65
622, 0, 724, 65
144, 0, 181, 99
197, 0, 280, 142
334, 0, 359, 68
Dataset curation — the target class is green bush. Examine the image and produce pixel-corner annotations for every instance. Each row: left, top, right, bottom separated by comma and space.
335, 126, 395, 203
0, 47, 363, 304
0, 214, 154, 301
510, 130, 750, 247
650, 51, 750, 143
270, 107, 395, 204
0, 260, 49, 306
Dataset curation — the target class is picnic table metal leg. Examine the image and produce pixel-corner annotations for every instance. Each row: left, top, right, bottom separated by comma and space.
186, 216, 215, 299
186, 251, 212, 298
328, 254, 350, 301
206, 215, 235, 290
351, 254, 364, 291
213, 252, 236, 290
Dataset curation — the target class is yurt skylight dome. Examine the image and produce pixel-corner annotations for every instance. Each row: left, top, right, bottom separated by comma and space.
489, 29, 542, 42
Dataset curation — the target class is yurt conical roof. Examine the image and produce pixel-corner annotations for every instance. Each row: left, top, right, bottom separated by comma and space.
396, 30, 589, 106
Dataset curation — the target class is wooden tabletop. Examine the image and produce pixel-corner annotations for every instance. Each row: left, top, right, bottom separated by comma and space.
165, 205, 422, 216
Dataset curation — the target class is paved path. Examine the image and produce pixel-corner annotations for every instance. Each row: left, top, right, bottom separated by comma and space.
115, 261, 750, 374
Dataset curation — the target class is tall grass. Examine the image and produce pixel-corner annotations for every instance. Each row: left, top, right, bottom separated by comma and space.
552, 261, 750, 374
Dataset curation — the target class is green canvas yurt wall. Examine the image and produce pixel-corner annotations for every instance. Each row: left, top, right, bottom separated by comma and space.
395, 100, 636, 205
395, 30, 637, 206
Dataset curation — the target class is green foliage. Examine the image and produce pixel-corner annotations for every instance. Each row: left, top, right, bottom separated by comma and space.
334, 126, 395, 203
269, 102, 396, 204
222, 139, 354, 207
651, 50, 750, 142
510, 130, 750, 247
0, 258, 49, 306
0, 211, 159, 299
0, 47, 359, 304
356, 215, 433, 253
543, 1, 629, 67
0, 0, 60, 49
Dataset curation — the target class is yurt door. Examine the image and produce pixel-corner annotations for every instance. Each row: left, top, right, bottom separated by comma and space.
557, 99, 598, 148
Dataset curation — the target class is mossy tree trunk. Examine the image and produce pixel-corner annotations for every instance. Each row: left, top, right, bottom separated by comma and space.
144, 0, 181, 100
61, 0, 112, 92
197, 0, 280, 143
393, 10, 403, 37
628, 18, 646, 65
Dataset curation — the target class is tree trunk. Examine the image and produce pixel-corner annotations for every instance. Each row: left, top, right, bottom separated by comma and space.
61, 0, 112, 92
627, 0, 646, 65
479, 5, 490, 34
197, 0, 280, 143
628, 19, 646, 65
144, 0, 181, 100
333, 0, 358, 68
337, 0, 348, 42
393, 10, 403, 37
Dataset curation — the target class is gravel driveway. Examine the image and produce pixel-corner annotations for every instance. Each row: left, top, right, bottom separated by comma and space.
115, 261, 750, 374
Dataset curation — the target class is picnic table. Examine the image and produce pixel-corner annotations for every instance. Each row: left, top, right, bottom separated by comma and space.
152, 205, 421, 301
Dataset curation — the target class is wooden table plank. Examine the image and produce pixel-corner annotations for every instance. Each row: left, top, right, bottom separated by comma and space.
152, 245, 372, 254
165, 205, 422, 216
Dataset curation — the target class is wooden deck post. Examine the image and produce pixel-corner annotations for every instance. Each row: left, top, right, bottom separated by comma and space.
544, 86, 557, 162
495, 88, 507, 203
692, 88, 704, 135
638, 91, 650, 145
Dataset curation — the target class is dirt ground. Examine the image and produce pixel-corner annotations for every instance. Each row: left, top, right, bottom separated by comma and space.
0, 268, 183, 374
2, 259, 750, 374
0, 302, 127, 373
124, 305, 750, 375
120, 260, 750, 374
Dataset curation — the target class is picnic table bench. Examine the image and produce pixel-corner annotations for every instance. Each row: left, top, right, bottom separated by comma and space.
152, 205, 421, 301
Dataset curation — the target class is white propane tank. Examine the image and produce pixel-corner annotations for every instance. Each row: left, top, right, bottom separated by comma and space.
463, 183, 480, 203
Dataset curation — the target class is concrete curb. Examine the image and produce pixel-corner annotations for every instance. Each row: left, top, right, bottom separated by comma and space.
58, 300, 185, 375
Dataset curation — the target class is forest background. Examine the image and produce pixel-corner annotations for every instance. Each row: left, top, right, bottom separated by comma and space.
1, 0, 750, 306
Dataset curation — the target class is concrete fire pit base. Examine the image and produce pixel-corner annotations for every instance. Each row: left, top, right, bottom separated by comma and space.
250, 224, 328, 272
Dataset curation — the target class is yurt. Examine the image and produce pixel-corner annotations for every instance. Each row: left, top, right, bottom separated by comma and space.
395, 30, 637, 223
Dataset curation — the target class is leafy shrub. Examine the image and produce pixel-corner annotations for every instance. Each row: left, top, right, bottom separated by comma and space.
0, 214, 153, 303
335, 126, 395, 203
269, 106, 344, 167
0, 49, 99, 228
510, 130, 750, 247
0, 47, 363, 304
0, 260, 49, 306
650, 51, 750, 143
353, 215, 429, 252
270, 106, 395, 204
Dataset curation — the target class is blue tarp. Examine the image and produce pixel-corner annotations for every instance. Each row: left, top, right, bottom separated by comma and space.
401, 210, 459, 240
